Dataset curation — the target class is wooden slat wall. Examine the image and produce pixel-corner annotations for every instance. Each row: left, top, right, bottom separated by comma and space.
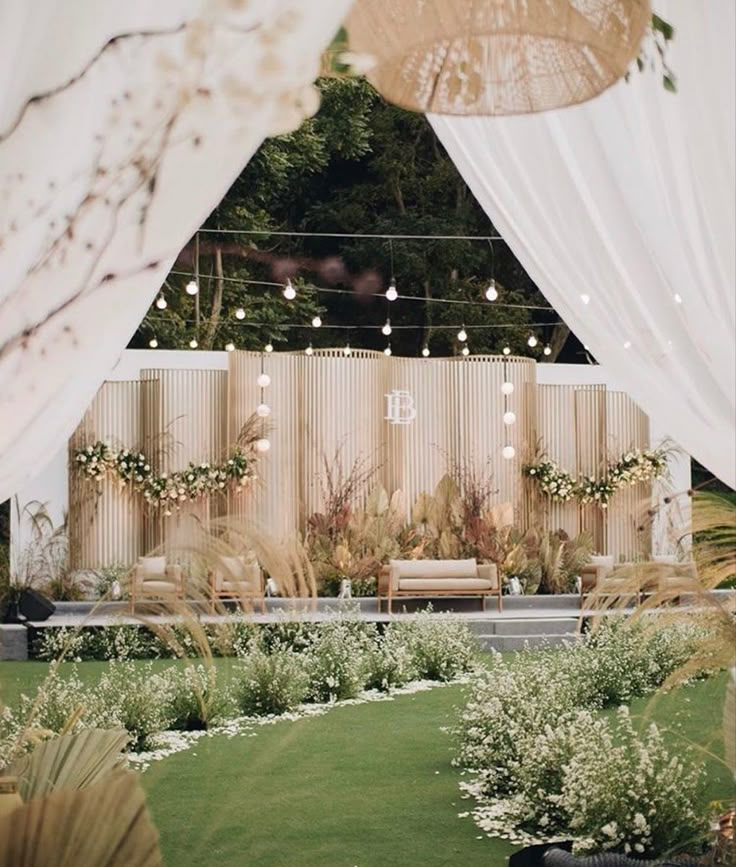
69, 355, 653, 567
68, 381, 144, 569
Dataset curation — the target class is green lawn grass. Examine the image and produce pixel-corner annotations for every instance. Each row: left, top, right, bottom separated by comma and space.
1, 661, 732, 866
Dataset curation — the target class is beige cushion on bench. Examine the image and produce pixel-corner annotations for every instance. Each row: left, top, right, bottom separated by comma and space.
398, 577, 494, 591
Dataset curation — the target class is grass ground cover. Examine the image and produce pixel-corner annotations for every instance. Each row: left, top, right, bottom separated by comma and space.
0, 661, 731, 866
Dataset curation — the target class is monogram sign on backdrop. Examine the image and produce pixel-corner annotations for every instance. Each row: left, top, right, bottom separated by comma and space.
69, 350, 651, 569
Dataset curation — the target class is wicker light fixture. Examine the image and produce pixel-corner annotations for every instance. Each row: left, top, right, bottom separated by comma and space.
345, 0, 651, 116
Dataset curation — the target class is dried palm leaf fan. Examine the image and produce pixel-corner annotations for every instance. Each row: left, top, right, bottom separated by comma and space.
345, 0, 651, 115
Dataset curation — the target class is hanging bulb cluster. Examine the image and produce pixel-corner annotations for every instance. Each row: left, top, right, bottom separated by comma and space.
386, 278, 398, 302
282, 278, 296, 301
255, 371, 271, 453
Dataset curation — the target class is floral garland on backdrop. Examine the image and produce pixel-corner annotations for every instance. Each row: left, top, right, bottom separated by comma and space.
74, 442, 256, 516
523, 447, 668, 508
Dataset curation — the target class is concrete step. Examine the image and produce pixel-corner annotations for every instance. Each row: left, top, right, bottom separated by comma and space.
492, 617, 579, 636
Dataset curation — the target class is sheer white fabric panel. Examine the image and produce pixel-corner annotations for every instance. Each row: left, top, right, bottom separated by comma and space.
430, 0, 735, 486
0, 0, 351, 500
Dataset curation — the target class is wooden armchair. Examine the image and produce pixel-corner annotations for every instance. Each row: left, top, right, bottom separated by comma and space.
209, 554, 265, 613
130, 556, 184, 612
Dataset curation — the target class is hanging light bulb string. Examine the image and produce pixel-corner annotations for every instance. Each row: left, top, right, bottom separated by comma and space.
146, 316, 558, 332
166, 270, 554, 312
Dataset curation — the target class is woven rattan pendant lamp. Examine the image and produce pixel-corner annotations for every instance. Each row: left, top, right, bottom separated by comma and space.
345, 0, 651, 116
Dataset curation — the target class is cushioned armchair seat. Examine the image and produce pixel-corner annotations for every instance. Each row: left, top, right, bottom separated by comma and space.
209, 554, 265, 612
379, 558, 501, 613
130, 556, 184, 610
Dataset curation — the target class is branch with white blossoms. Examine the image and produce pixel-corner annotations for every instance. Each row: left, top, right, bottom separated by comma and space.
524, 448, 669, 509
74, 441, 257, 516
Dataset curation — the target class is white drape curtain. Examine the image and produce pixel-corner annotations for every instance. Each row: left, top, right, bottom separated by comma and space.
0, 0, 351, 501
431, 0, 735, 487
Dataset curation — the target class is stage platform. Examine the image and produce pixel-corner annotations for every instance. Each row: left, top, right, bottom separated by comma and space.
1, 591, 732, 660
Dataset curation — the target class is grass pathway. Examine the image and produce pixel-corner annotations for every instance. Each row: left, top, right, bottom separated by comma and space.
143, 684, 514, 867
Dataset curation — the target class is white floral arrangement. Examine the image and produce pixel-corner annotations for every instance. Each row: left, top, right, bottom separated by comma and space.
74, 440, 257, 515
524, 447, 668, 508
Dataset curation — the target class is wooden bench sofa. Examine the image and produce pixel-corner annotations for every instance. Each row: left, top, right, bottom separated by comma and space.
377, 558, 501, 614
579, 554, 698, 607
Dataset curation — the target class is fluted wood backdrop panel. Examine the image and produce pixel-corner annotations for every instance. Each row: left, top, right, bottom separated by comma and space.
70, 354, 655, 568
68, 381, 144, 569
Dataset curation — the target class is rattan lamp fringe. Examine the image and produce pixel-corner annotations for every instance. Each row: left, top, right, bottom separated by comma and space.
345, 0, 651, 116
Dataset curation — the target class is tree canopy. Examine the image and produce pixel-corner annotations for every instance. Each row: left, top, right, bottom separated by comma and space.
134, 78, 578, 361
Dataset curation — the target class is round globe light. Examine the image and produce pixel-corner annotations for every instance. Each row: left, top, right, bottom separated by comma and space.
256, 373, 271, 389
282, 279, 296, 301
155, 295, 167, 310
265, 343, 274, 353
543, 345, 552, 356
461, 345, 470, 357
185, 280, 198, 296
225, 342, 235, 352
382, 321, 392, 336
343, 344, 352, 357
305, 344, 314, 356
503, 411, 517, 425
485, 281, 498, 301
311, 315, 322, 328
421, 346, 430, 357
235, 307, 246, 320
502, 345, 511, 356
384, 345, 392, 356
255, 438, 271, 453
502, 445, 516, 460
501, 381, 514, 395
256, 403, 271, 418
189, 338, 198, 349
149, 338, 158, 348
527, 334, 538, 348
457, 327, 467, 342
386, 279, 398, 302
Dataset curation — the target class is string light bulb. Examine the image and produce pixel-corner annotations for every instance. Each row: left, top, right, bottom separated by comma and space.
502, 345, 511, 356
502, 445, 516, 460
457, 326, 468, 342
386, 278, 398, 302
235, 307, 245, 320
485, 280, 498, 302
343, 344, 352, 357
265, 342, 273, 353
384, 344, 392, 356
305, 344, 314, 356
501, 381, 515, 395
282, 278, 297, 301
185, 280, 198, 296
382, 319, 392, 336
311, 315, 322, 328
461, 345, 470, 357
255, 438, 271, 453
256, 403, 271, 418
257, 373, 271, 388
189, 338, 198, 349
225, 341, 235, 352
503, 411, 517, 425
527, 334, 538, 348
155, 295, 167, 310
421, 345, 430, 357
543, 345, 552, 356
149, 337, 158, 348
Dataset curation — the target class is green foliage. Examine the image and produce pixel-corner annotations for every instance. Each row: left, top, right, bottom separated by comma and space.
389, 609, 477, 681
305, 619, 375, 702
232, 645, 309, 716
137, 78, 551, 357
166, 665, 232, 731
